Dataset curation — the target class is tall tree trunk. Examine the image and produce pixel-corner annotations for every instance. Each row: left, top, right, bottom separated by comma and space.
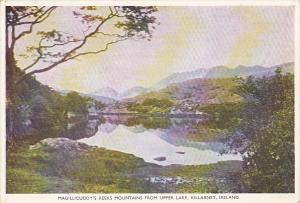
6, 44, 17, 146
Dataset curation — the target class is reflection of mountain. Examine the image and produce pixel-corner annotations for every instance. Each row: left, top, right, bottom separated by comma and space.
125, 125, 147, 133
99, 115, 227, 154
148, 118, 230, 153
157, 131, 228, 153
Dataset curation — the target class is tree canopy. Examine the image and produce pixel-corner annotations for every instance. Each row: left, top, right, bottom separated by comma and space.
233, 69, 294, 192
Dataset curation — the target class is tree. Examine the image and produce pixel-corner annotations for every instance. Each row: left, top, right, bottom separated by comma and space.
6, 6, 158, 140
64, 91, 88, 115
233, 69, 294, 192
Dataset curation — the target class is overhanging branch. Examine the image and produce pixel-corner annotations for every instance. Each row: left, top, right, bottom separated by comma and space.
14, 7, 57, 41
64, 37, 128, 62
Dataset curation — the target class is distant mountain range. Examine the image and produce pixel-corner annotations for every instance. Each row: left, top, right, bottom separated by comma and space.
57, 62, 294, 103
81, 86, 147, 104
119, 86, 147, 99
90, 87, 119, 100
152, 62, 294, 90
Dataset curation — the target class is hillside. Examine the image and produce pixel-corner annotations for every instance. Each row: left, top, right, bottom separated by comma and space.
128, 78, 241, 105
73, 63, 294, 107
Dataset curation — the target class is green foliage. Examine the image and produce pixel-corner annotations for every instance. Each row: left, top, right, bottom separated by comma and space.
12, 74, 91, 142
163, 164, 218, 193
126, 116, 171, 129
45, 94, 68, 134
64, 91, 89, 115
205, 78, 242, 103
7, 147, 51, 193
142, 98, 173, 108
234, 69, 294, 192
7, 145, 151, 193
127, 98, 174, 113
201, 102, 243, 131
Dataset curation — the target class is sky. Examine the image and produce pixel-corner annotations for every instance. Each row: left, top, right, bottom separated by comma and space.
15, 6, 294, 93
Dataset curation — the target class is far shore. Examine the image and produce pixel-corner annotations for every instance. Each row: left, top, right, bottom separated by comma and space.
97, 112, 209, 119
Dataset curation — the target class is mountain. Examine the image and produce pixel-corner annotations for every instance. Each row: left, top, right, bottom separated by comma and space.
207, 62, 294, 78
119, 86, 147, 99
153, 62, 294, 90
153, 68, 209, 90
89, 86, 148, 101
205, 66, 233, 78
130, 62, 294, 106
81, 93, 117, 105
90, 87, 119, 100
57, 62, 294, 104
134, 77, 242, 105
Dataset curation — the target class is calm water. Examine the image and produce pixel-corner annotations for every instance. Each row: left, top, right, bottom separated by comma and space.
79, 116, 242, 166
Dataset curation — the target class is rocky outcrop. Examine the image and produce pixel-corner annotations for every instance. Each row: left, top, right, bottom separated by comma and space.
30, 138, 91, 156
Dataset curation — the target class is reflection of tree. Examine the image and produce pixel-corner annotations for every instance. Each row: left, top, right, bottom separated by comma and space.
126, 116, 171, 129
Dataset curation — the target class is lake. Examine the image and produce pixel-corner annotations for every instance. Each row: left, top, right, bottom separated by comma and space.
79, 115, 242, 166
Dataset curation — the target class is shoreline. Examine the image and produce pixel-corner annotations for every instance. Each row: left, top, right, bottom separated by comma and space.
98, 112, 209, 119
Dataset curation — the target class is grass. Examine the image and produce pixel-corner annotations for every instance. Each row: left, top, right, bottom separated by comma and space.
162, 164, 219, 193
7, 146, 52, 193
162, 161, 242, 193
65, 148, 150, 193
6, 143, 152, 193
7, 141, 243, 193
165, 164, 220, 193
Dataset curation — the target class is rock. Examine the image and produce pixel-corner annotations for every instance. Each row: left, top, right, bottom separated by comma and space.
176, 151, 185, 154
30, 138, 90, 156
154, 156, 166, 161
147, 176, 191, 185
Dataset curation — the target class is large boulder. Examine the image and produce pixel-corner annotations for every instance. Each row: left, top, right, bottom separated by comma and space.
30, 138, 91, 156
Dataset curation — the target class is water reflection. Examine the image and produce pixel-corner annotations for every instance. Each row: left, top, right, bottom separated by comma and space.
78, 116, 242, 166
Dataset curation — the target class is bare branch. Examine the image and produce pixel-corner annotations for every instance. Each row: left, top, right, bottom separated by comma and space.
14, 7, 57, 41
14, 6, 158, 85
23, 34, 83, 71
97, 32, 124, 38
64, 37, 127, 61
17, 10, 117, 83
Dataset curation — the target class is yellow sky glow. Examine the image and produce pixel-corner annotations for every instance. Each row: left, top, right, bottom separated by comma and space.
14, 6, 294, 93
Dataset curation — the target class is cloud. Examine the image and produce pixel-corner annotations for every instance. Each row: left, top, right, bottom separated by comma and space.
226, 7, 271, 68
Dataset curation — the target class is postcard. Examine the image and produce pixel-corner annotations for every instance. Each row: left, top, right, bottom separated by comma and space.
0, 1, 299, 203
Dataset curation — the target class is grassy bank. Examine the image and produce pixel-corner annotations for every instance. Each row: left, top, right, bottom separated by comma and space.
7, 141, 243, 193
162, 161, 243, 193
7, 143, 150, 193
